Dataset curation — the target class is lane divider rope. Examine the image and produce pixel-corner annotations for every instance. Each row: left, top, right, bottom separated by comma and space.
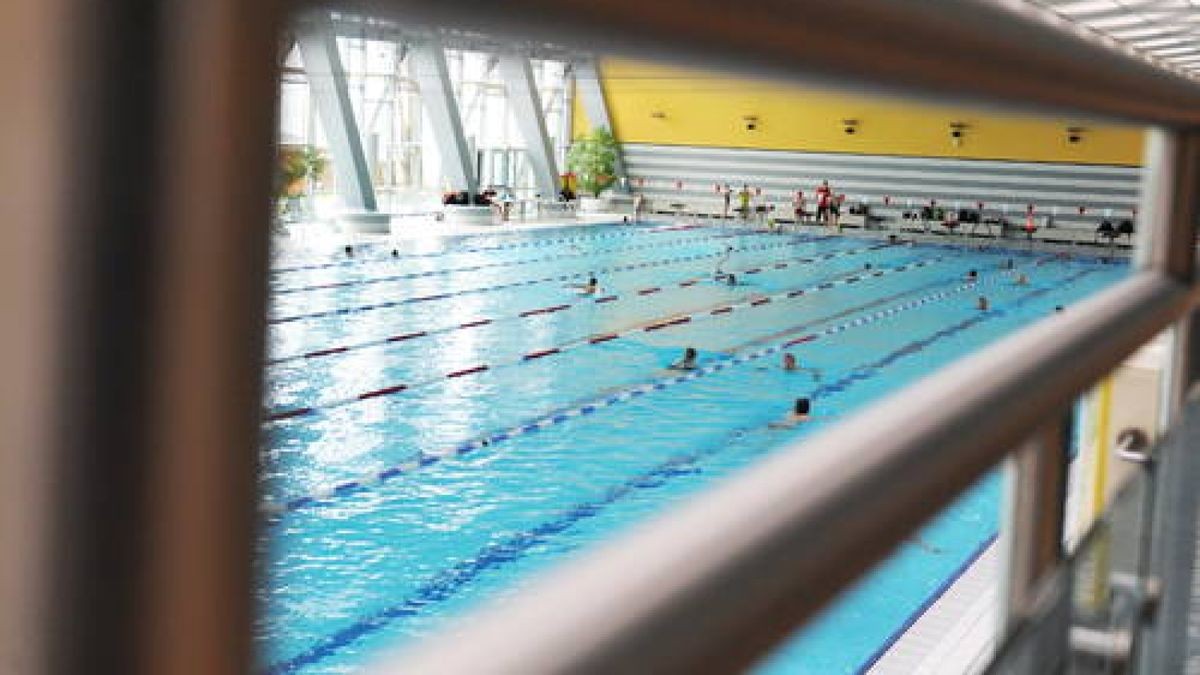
263, 253, 946, 422
261, 265, 1025, 516
267, 241, 890, 365
262, 269, 1098, 674
271, 230, 746, 296
271, 222, 708, 275
268, 234, 838, 325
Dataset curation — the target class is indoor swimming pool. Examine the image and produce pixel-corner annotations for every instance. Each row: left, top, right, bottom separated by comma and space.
258, 221, 1128, 674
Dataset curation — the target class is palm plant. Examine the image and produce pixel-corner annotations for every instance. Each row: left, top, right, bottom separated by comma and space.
566, 128, 619, 198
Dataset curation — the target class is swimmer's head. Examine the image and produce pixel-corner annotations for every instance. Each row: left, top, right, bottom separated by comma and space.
726, 274, 737, 286
864, 263, 872, 270
977, 296, 989, 310
1055, 305, 1064, 313
391, 249, 399, 258
794, 398, 811, 415
967, 269, 978, 278
783, 353, 797, 369
684, 347, 697, 360
344, 245, 353, 256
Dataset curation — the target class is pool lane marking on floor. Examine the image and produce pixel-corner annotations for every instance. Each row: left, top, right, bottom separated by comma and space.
272, 229, 749, 296
266, 241, 891, 365
262, 253, 946, 422
268, 234, 835, 325
271, 222, 708, 275
261, 273, 1094, 675
261, 265, 1036, 514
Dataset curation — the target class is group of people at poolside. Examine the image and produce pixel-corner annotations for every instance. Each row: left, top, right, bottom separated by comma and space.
716, 180, 845, 231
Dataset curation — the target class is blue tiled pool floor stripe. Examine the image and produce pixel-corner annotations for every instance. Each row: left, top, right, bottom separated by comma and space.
262, 272, 1086, 675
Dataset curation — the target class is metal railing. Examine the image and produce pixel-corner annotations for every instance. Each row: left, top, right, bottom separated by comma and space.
360, 1, 1200, 673
6, 0, 1198, 673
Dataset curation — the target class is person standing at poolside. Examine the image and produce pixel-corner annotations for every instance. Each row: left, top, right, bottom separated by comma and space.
738, 184, 752, 222
792, 190, 806, 225
722, 184, 733, 220
633, 192, 645, 223
815, 180, 833, 228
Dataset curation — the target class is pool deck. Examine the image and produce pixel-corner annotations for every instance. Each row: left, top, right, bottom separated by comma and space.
275, 212, 1134, 266
867, 543, 1000, 675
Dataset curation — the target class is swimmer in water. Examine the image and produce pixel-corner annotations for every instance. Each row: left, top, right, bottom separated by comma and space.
668, 347, 698, 371
770, 397, 812, 429
714, 245, 734, 277
725, 273, 738, 286
567, 275, 598, 295
344, 245, 354, 257
966, 269, 978, 281
391, 249, 399, 258
864, 263, 872, 270
780, 352, 822, 380
977, 296, 990, 311
1055, 305, 1064, 313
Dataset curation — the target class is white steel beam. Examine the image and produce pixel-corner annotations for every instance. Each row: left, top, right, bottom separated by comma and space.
497, 53, 560, 197
296, 12, 378, 212
410, 39, 478, 194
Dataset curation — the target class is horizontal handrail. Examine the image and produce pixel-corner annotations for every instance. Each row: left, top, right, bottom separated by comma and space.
385, 272, 1192, 673
341, 0, 1200, 124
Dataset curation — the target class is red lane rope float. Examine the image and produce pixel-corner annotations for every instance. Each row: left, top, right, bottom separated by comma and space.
522, 348, 561, 360
386, 331, 427, 343
271, 241, 891, 365
357, 384, 408, 400
264, 253, 956, 421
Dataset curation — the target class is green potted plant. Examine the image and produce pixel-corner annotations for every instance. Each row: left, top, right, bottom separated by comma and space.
276, 145, 327, 222
567, 128, 619, 212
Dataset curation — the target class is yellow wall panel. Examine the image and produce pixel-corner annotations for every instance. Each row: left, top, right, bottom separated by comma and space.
580, 58, 1143, 166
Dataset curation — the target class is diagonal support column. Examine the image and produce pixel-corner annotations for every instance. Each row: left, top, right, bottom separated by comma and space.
295, 12, 377, 212
574, 59, 628, 192
410, 39, 477, 195
498, 53, 560, 198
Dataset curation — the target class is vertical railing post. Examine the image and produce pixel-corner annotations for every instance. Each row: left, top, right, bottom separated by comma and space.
998, 418, 1072, 672
1137, 130, 1198, 423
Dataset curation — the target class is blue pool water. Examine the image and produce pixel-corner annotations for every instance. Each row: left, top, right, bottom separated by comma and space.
259, 222, 1127, 673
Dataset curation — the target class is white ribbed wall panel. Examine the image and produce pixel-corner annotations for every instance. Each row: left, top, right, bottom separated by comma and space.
626, 144, 1142, 230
